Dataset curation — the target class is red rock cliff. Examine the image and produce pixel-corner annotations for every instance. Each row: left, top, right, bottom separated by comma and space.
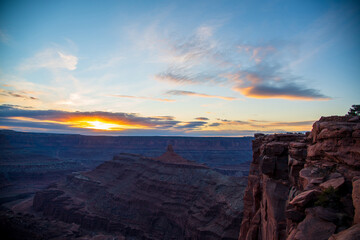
239, 116, 360, 240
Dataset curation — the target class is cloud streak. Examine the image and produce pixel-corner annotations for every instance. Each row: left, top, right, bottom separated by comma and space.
230, 63, 331, 100
195, 117, 209, 121
208, 118, 315, 130
0, 89, 38, 100
167, 90, 235, 100
111, 94, 175, 102
237, 44, 276, 64
234, 82, 330, 100
0, 29, 10, 43
19, 49, 78, 71
146, 23, 330, 101
174, 121, 207, 130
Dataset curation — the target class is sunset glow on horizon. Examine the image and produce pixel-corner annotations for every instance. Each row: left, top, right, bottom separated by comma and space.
0, 0, 359, 136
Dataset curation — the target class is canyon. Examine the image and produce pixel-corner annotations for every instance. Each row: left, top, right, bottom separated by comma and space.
1, 115, 359, 239
0, 130, 252, 205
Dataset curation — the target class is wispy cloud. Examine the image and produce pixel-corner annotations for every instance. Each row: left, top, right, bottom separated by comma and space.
0, 89, 38, 100
0, 29, 10, 44
155, 70, 198, 84
151, 116, 175, 120
174, 121, 208, 130
166, 90, 235, 100
208, 118, 315, 130
19, 48, 78, 71
55, 93, 98, 106
195, 117, 209, 121
139, 20, 330, 101
141, 24, 228, 85
237, 44, 276, 64
111, 94, 175, 102
217, 119, 248, 124
84, 56, 125, 72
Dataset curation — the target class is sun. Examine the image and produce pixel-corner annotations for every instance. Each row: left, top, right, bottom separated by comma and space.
83, 120, 121, 130
62, 117, 148, 131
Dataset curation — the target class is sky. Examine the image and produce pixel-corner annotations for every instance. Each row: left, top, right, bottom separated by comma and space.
0, 0, 359, 136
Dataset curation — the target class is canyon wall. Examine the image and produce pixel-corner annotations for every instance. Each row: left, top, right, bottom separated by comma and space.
239, 116, 360, 240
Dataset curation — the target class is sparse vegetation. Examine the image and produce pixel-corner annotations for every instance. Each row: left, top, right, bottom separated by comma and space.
347, 105, 360, 116
315, 186, 341, 209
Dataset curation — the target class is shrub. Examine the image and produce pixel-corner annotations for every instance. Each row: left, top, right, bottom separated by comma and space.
315, 186, 341, 209
347, 105, 360, 116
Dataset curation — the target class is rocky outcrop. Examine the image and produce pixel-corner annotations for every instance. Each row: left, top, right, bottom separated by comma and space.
239, 116, 360, 240
33, 147, 247, 239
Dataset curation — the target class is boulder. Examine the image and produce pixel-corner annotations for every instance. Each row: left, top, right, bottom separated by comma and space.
312, 206, 338, 223
293, 213, 336, 240
353, 179, 360, 224
328, 223, 360, 240
320, 177, 345, 190
286, 206, 305, 222
289, 189, 321, 207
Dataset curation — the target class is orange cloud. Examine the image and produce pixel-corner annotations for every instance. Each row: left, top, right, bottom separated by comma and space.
234, 84, 331, 101
0, 105, 181, 133
204, 118, 314, 132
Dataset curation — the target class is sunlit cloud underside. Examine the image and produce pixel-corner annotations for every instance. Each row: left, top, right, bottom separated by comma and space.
0, 105, 314, 136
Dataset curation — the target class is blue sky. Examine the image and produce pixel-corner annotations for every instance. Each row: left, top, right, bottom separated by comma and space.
0, 0, 359, 136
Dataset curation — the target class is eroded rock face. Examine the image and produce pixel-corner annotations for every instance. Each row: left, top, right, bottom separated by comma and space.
239, 133, 305, 240
328, 223, 360, 240
353, 178, 360, 224
239, 116, 360, 240
33, 148, 246, 239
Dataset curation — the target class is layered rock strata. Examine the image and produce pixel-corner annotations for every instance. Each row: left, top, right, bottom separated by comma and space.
33, 147, 246, 239
239, 116, 360, 240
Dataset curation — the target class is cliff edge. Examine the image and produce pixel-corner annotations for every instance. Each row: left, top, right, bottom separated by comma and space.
239, 115, 360, 240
